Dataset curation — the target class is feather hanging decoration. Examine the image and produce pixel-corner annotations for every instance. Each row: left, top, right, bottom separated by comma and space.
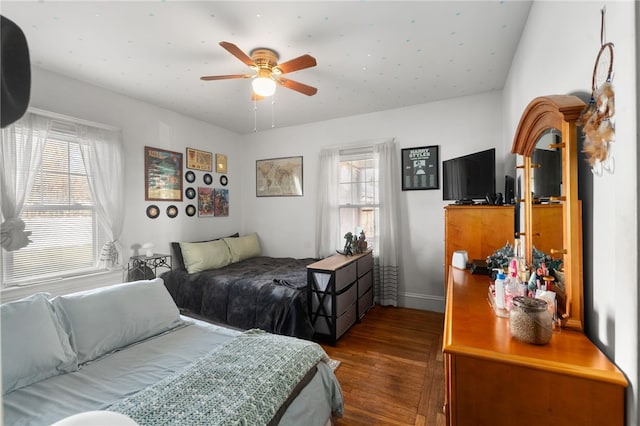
579, 7, 616, 172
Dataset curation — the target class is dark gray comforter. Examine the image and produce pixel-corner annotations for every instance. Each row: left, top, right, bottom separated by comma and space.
160, 257, 317, 339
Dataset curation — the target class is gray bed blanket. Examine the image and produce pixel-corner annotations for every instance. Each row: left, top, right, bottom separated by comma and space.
108, 330, 333, 425
160, 257, 316, 339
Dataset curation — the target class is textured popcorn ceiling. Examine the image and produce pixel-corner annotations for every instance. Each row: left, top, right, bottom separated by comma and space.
2, 1, 532, 134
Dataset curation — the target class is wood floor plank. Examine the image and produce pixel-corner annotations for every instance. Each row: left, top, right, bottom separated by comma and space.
321, 305, 445, 426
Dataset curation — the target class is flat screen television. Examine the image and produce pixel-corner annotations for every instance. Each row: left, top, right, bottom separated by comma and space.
442, 148, 496, 203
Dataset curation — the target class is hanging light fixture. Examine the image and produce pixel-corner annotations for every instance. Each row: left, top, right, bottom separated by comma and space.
252, 68, 276, 97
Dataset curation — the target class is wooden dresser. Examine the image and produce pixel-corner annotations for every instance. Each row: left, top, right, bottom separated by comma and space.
444, 205, 515, 281
443, 267, 627, 425
307, 250, 373, 344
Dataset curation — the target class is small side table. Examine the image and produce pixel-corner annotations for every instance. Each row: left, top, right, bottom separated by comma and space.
127, 254, 172, 281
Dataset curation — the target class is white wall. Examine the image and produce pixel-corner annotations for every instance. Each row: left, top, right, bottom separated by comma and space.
28, 67, 245, 260
503, 2, 638, 424
241, 91, 505, 311
26, 65, 506, 312
24, 62, 505, 315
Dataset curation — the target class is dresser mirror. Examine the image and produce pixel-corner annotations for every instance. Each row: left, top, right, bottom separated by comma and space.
511, 95, 586, 330
530, 130, 564, 256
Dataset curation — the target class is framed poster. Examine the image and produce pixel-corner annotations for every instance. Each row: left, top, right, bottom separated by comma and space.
256, 156, 303, 197
144, 146, 183, 201
213, 188, 229, 217
197, 187, 214, 217
216, 154, 227, 173
401, 146, 439, 190
186, 148, 212, 171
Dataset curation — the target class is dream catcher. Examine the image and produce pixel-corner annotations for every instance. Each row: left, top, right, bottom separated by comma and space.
577, 7, 615, 176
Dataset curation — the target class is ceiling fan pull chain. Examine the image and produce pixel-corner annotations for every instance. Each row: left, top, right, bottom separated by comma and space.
271, 95, 276, 129
253, 100, 258, 133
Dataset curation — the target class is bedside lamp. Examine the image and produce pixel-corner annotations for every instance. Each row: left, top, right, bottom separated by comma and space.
142, 242, 154, 257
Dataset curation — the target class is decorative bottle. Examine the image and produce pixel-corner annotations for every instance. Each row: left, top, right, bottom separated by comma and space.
494, 271, 506, 309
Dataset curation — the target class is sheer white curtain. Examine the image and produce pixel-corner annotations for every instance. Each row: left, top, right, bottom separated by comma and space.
315, 148, 340, 258
78, 125, 125, 269
315, 139, 400, 306
0, 113, 49, 251
373, 139, 400, 306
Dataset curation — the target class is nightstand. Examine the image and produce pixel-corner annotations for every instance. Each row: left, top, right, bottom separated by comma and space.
127, 254, 172, 281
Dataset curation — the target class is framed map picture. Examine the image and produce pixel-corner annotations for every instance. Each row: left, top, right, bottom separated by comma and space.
256, 156, 303, 197
401, 146, 439, 190
144, 147, 183, 201
186, 148, 212, 171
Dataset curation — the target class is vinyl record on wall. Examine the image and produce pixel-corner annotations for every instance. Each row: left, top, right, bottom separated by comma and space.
186, 204, 196, 217
185, 187, 196, 199
146, 205, 160, 219
220, 175, 228, 186
166, 205, 178, 218
203, 173, 213, 185
185, 170, 196, 183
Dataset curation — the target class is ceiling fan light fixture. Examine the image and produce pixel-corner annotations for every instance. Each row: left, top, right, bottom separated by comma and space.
252, 76, 276, 97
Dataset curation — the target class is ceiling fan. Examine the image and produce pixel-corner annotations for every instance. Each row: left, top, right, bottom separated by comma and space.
200, 41, 318, 99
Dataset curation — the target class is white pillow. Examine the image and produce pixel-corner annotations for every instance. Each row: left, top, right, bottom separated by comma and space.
180, 239, 232, 273
223, 233, 261, 263
1, 293, 77, 394
51, 278, 183, 365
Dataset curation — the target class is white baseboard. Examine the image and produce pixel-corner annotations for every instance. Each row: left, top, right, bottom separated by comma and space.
397, 292, 445, 313
1, 268, 126, 303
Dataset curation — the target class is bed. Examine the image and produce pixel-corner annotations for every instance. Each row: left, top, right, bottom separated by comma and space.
161, 233, 317, 339
1, 278, 343, 426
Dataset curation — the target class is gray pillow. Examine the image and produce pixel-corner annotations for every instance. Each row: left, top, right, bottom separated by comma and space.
51, 278, 183, 365
1, 293, 77, 394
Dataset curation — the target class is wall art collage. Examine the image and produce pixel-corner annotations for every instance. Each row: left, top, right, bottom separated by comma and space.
144, 146, 228, 219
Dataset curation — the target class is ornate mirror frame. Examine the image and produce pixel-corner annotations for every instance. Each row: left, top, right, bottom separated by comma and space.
512, 95, 586, 330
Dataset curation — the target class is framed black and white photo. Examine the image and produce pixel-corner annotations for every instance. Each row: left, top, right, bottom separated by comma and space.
401, 145, 439, 190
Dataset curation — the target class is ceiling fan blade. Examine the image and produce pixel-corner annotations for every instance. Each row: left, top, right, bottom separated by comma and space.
200, 74, 251, 81
276, 54, 317, 74
276, 77, 318, 96
219, 41, 255, 67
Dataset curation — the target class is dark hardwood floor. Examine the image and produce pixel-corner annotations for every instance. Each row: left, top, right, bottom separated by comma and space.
320, 305, 446, 426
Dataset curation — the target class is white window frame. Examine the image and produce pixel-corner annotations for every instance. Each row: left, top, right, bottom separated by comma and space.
338, 149, 380, 252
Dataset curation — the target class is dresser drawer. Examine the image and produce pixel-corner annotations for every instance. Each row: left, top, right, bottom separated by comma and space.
334, 261, 357, 292
311, 281, 357, 317
358, 287, 374, 318
357, 252, 373, 277
358, 270, 373, 297
313, 302, 357, 339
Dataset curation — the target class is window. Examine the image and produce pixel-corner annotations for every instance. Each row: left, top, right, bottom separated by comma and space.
338, 152, 379, 251
2, 120, 107, 286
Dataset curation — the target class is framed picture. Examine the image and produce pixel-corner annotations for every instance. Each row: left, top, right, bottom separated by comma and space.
256, 156, 303, 197
401, 146, 439, 190
197, 187, 214, 217
145, 146, 183, 201
216, 154, 227, 174
186, 148, 212, 171
213, 188, 229, 217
